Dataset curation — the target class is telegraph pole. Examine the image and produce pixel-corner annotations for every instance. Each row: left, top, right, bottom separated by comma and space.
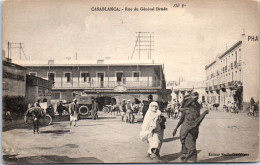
7, 42, 28, 60
131, 32, 154, 60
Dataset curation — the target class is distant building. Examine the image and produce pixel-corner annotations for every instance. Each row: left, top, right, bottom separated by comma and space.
18, 59, 171, 107
170, 81, 206, 104
205, 34, 259, 110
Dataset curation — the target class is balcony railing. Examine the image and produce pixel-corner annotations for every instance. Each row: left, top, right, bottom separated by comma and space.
228, 81, 242, 87
52, 80, 162, 89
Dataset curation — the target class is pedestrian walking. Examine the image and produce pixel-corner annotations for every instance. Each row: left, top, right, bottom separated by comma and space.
140, 102, 166, 162
25, 107, 44, 134
250, 98, 256, 116
57, 101, 64, 119
121, 99, 127, 122
172, 92, 209, 162
173, 105, 179, 118
46, 104, 55, 119
91, 99, 99, 120
138, 100, 144, 115
126, 100, 134, 123
166, 103, 172, 118
69, 99, 79, 126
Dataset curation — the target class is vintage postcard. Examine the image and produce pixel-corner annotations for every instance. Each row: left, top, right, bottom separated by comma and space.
2, 0, 259, 163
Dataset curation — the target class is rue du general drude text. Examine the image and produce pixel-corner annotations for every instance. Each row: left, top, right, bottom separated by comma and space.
91, 4, 186, 12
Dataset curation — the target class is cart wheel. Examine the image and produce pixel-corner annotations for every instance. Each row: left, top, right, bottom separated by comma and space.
79, 106, 89, 116
39, 114, 52, 126
24, 115, 34, 126
102, 107, 109, 113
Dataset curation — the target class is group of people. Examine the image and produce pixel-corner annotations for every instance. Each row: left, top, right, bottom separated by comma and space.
25, 93, 210, 162
224, 101, 239, 113
121, 99, 136, 123
69, 98, 99, 126
25, 98, 99, 133
140, 92, 209, 162
165, 99, 181, 119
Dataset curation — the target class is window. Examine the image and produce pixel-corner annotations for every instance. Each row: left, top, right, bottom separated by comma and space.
48, 72, 55, 82
81, 72, 90, 83
133, 72, 140, 82
51, 92, 61, 100
29, 72, 37, 76
116, 72, 123, 82
64, 72, 71, 83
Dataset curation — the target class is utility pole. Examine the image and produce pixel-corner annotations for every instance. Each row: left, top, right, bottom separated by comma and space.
20, 43, 22, 60
7, 42, 28, 60
7, 41, 10, 59
131, 32, 154, 60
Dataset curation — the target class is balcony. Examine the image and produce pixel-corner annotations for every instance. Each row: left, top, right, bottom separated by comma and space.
52, 80, 162, 89
228, 81, 242, 88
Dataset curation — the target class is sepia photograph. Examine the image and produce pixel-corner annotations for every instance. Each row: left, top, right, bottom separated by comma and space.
1, 0, 259, 163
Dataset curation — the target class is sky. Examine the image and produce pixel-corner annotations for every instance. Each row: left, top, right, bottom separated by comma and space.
2, 0, 259, 81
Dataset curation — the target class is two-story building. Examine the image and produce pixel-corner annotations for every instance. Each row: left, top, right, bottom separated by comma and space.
18, 59, 170, 108
205, 35, 259, 110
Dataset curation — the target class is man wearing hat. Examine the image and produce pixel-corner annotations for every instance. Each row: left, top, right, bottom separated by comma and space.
69, 98, 79, 126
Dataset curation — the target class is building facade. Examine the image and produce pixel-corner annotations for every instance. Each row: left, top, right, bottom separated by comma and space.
3, 59, 27, 97
169, 81, 206, 104
19, 59, 170, 107
25, 75, 53, 106
205, 36, 259, 109
2, 58, 53, 112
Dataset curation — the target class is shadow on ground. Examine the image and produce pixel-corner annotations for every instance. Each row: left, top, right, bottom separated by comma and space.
163, 137, 179, 143
97, 117, 117, 120
161, 150, 201, 162
3, 154, 103, 164
199, 154, 249, 162
40, 129, 70, 134
2, 116, 70, 132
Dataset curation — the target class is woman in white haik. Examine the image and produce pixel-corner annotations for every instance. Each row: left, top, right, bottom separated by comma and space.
140, 101, 165, 161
